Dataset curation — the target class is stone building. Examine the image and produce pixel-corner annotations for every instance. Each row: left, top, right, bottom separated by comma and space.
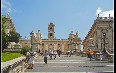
4, 12, 16, 34
82, 14, 114, 54
19, 22, 82, 53
2, 12, 17, 48
68, 31, 82, 52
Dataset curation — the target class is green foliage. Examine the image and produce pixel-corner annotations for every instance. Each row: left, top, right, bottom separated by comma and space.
8, 31, 21, 43
21, 46, 30, 55
2, 15, 7, 25
2, 32, 9, 50
2, 16, 9, 51
2, 15, 22, 51
2, 52, 23, 62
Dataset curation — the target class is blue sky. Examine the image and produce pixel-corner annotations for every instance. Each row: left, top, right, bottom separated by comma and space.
2, 0, 113, 41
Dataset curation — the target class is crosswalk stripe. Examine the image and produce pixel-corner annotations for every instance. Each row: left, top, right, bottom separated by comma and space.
47, 60, 84, 61
22, 72, 88, 73
34, 62, 85, 63
106, 65, 114, 66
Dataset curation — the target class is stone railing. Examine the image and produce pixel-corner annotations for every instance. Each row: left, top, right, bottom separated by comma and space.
3, 49, 21, 53
1, 56, 28, 73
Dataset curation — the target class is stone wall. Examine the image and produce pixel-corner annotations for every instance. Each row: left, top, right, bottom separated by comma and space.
2, 56, 28, 73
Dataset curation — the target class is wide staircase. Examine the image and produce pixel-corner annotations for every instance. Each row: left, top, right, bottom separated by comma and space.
105, 49, 114, 62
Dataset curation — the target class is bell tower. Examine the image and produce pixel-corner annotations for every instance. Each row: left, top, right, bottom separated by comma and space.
48, 22, 55, 40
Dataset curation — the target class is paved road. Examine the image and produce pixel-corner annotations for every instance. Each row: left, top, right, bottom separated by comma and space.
23, 55, 114, 73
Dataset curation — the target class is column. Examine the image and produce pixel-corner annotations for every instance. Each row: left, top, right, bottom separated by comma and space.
46, 44, 48, 51
54, 43, 57, 50
79, 44, 81, 51
76, 44, 77, 52
62, 43, 64, 52
38, 44, 39, 50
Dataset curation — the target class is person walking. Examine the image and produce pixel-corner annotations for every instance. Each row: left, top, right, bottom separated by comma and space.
53, 50, 57, 60
43, 50, 48, 64
89, 49, 94, 61
49, 50, 53, 60
69, 50, 72, 57
66, 50, 69, 57
26, 51, 30, 64
58, 49, 61, 57
28, 51, 36, 69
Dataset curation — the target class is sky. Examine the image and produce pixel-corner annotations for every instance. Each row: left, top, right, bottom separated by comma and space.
2, 0, 114, 41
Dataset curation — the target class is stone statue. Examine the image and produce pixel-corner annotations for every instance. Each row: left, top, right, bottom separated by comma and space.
76, 31, 78, 38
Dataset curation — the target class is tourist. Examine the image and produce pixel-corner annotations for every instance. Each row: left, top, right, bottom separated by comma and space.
43, 50, 48, 64
28, 51, 36, 69
26, 51, 30, 63
53, 50, 57, 60
69, 50, 72, 57
66, 50, 69, 57
58, 49, 61, 57
49, 50, 53, 60
89, 49, 94, 61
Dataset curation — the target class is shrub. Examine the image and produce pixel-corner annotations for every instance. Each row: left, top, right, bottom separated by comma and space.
21, 46, 30, 55
2, 52, 23, 62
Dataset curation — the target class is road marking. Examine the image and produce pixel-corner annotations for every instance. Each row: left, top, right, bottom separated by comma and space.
34, 62, 85, 63
49, 66, 69, 67
48, 60, 84, 61
102, 71, 114, 72
21, 72, 89, 73
106, 65, 114, 66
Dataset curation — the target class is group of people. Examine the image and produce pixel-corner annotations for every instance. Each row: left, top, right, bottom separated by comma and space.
49, 50, 57, 60
26, 49, 62, 69
41, 49, 62, 64
66, 50, 72, 57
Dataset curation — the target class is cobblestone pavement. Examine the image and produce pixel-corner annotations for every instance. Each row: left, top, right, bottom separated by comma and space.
23, 55, 114, 73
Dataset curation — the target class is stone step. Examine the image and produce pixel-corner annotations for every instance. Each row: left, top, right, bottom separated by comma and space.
22, 72, 88, 73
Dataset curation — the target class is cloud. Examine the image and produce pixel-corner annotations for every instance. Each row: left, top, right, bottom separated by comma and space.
2, 0, 16, 13
96, 8, 114, 17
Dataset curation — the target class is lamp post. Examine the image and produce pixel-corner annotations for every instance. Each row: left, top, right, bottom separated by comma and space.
103, 33, 106, 53
30, 31, 33, 52
75, 43, 77, 53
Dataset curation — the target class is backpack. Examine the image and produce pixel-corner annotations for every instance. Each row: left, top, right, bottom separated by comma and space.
29, 52, 35, 56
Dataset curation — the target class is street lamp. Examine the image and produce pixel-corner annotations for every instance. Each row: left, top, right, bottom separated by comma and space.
30, 31, 33, 52
75, 43, 77, 53
103, 33, 106, 53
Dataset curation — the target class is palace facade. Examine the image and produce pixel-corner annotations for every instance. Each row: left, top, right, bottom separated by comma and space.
82, 14, 114, 54
19, 22, 82, 53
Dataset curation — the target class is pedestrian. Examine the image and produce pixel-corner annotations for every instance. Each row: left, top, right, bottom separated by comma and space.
53, 50, 57, 60
66, 50, 69, 57
69, 50, 72, 57
89, 49, 94, 61
100, 52, 103, 61
58, 49, 61, 57
87, 49, 90, 58
26, 51, 30, 63
43, 50, 48, 64
28, 51, 36, 69
49, 50, 53, 60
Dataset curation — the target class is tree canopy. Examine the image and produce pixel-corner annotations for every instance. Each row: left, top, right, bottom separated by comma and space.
2, 15, 22, 51
8, 31, 21, 43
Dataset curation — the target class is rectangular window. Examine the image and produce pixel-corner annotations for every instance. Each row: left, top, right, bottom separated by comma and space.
50, 33, 52, 37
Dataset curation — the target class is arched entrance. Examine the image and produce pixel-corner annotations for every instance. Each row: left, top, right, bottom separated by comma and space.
48, 44, 54, 51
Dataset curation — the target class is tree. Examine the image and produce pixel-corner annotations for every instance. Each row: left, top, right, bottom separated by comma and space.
2, 15, 9, 51
21, 46, 30, 55
8, 31, 21, 43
